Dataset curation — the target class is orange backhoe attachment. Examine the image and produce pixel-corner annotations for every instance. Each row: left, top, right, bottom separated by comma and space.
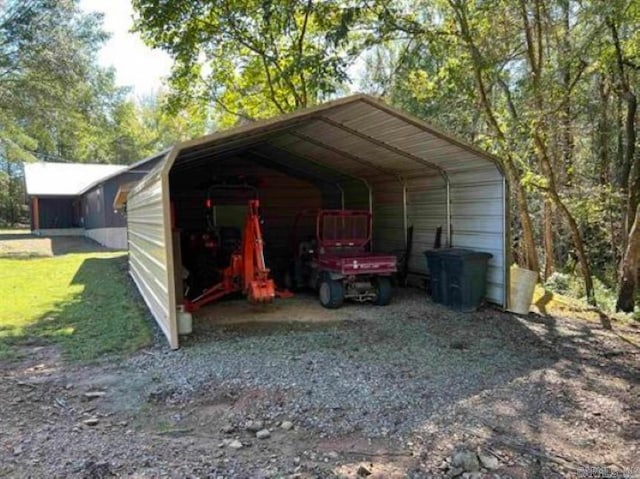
242, 199, 275, 303
183, 199, 277, 312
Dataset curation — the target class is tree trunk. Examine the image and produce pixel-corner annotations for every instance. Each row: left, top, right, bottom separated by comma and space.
512, 166, 540, 273
616, 203, 640, 312
449, 0, 540, 273
624, 92, 638, 233
543, 199, 555, 279
6, 161, 14, 226
598, 75, 610, 186
533, 129, 596, 304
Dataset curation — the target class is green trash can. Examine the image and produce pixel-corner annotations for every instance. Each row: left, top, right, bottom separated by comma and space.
424, 250, 445, 303
439, 249, 492, 311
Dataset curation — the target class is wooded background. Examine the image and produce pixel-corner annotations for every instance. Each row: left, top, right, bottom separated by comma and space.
1, 0, 638, 312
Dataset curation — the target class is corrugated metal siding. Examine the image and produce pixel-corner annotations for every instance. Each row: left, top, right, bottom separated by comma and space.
370, 178, 405, 253
83, 172, 142, 230
406, 175, 448, 274
449, 164, 505, 304
325, 101, 491, 173
127, 166, 178, 348
100, 172, 148, 228
341, 179, 370, 210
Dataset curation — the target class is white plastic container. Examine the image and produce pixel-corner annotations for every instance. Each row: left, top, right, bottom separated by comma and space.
177, 306, 193, 335
508, 266, 538, 314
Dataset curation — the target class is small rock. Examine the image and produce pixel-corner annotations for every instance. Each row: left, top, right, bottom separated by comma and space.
84, 391, 106, 400
447, 467, 464, 478
13, 446, 22, 456
256, 429, 271, 439
478, 452, 499, 470
327, 451, 339, 460
357, 464, 372, 476
245, 420, 264, 432
221, 424, 235, 434
83, 461, 113, 478
452, 450, 480, 472
280, 420, 294, 431
228, 439, 243, 449
462, 473, 482, 479
82, 417, 99, 426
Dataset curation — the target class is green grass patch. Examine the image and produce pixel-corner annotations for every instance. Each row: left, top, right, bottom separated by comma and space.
0, 252, 152, 361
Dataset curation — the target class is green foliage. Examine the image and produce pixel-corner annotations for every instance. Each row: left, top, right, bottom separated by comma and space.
544, 272, 572, 296
0, 1, 208, 225
133, 0, 365, 126
0, 0, 108, 162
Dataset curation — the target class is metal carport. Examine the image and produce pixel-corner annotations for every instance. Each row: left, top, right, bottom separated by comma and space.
126, 94, 509, 349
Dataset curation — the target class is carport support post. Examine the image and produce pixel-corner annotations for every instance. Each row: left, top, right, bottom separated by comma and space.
446, 179, 452, 247
403, 182, 408, 245
161, 156, 180, 349
32, 197, 39, 231
503, 176, 510, 309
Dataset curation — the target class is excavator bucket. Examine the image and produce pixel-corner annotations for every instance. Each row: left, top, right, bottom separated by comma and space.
247, 278, 275, 303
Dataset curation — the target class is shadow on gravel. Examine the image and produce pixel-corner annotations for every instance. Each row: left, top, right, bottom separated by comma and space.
426, 310, 640, 476
0, 231, 109, 257
127, 289, 639, 476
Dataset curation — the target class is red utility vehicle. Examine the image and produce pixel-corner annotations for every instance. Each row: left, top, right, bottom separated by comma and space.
290, 209, 397, 308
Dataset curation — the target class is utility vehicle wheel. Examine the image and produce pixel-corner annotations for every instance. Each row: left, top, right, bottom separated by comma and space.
372, 276, 392, 306
319, 277, 344, 309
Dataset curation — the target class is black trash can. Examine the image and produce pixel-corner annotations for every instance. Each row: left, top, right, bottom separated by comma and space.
424, 250, 446, 304
439, 249, 492, 312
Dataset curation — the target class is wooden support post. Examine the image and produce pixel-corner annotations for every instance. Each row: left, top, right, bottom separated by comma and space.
32, 197, 39, 231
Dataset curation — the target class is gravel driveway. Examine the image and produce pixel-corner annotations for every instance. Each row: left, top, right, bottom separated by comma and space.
1, 289, 638, 478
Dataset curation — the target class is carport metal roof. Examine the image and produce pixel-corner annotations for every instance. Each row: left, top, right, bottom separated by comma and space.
155, 94, 505, 185
137, 92, 509, 264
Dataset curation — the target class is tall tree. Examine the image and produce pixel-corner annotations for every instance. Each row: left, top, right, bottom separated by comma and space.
604, 0, 640, 311
132, 0, 364, 126
0, 0, 108, 224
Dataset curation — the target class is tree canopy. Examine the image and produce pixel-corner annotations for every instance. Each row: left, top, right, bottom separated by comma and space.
0, 0, 206, 225
132, 0, 366, 127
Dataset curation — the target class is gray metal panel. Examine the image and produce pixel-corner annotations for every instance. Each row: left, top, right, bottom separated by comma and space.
127, 157, 178, 349
406, 175, 448, 274
341, 179, 370, 209
370, 178, 405, 253
293, 121, 427, 177
448, 166, 505, 304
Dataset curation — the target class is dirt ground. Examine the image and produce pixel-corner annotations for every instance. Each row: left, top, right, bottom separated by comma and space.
1, 284, 639, 478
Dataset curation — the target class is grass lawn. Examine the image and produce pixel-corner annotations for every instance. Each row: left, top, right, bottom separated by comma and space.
0, 252, 153, 361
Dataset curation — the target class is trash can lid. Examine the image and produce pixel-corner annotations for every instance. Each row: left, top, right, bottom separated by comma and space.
438, 248, 493, 259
